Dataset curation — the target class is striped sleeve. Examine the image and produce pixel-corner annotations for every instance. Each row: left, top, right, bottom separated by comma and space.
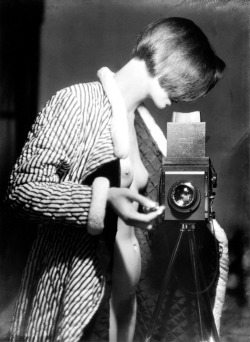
6, 88, 94, 227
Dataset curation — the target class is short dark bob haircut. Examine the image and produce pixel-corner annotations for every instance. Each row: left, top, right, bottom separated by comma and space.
132, 17, 226, 103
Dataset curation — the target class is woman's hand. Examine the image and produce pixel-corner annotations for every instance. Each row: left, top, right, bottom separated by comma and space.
107, 187, 165, 231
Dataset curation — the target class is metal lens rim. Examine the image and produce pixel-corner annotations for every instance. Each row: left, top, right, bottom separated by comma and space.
168, 180, 201, 213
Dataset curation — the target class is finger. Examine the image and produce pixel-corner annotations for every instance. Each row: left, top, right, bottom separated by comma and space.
131, 221, 154, 231
126, 191, 158, 208
130, 205, 165, 224
136, 221, 159, 232
143, 205, 159, 213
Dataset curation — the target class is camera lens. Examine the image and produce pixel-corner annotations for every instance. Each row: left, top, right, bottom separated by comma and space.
168, 180, 200, 213
172, 183, 195, 207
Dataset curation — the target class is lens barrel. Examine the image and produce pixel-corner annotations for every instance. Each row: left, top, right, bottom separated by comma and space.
168, 180, 200, 213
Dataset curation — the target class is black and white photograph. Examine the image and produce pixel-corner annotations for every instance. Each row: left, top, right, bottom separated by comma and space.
0, 1, 249, 341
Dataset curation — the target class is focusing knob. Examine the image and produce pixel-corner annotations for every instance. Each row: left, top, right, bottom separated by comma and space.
211, 174, 217, 188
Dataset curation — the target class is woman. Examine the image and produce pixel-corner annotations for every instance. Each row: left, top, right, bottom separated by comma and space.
6, 17, 226, 342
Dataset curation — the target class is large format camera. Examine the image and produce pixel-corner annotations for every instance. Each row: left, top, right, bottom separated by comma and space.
159, 111, 217, 222
145, 112, 220, 342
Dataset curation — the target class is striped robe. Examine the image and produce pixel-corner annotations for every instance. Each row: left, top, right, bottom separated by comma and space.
6, 79, 120, 342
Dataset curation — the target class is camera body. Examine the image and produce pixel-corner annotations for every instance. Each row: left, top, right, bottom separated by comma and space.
160, 157, 216, 222
159, 114, 217, 222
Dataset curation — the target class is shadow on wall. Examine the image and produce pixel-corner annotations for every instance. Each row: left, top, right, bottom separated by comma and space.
220, 131, 250, 342
0, 0, 44, 337
228, 130, 250, 228
227, 228, 249, 306
221, 227, 250, 342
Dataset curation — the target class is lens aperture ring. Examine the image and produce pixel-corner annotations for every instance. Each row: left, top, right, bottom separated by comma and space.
168, 180, 201, 213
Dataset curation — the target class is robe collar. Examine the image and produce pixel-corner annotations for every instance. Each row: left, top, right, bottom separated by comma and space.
97, 66, 167, 158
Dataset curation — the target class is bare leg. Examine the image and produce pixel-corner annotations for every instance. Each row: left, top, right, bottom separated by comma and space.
110, 218, 141, 342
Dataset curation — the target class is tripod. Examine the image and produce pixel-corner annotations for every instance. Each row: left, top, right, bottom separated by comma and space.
145, 223, 220, 342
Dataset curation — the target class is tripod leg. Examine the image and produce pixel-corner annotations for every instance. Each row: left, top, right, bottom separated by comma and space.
188, 226, 205, 341
191, 228, 221, 342
145, 225, 186, 342
194, 238, 221, 341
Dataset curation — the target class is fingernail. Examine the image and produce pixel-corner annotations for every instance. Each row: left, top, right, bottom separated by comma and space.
143, 205, 159, 213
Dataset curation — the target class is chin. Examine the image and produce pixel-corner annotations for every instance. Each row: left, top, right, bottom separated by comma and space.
156, 103, 167, 109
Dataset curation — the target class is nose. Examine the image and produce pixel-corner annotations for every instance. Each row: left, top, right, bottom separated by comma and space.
166, 98, 172, 106
164, 91, 172, 106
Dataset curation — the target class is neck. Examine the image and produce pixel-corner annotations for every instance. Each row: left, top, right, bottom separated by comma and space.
113, 59, 150, 113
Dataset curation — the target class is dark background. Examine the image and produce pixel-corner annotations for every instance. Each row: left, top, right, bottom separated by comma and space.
0, 0, 249, 341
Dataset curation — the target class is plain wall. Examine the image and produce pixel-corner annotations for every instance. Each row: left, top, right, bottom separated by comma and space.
0, 0, 249, 340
